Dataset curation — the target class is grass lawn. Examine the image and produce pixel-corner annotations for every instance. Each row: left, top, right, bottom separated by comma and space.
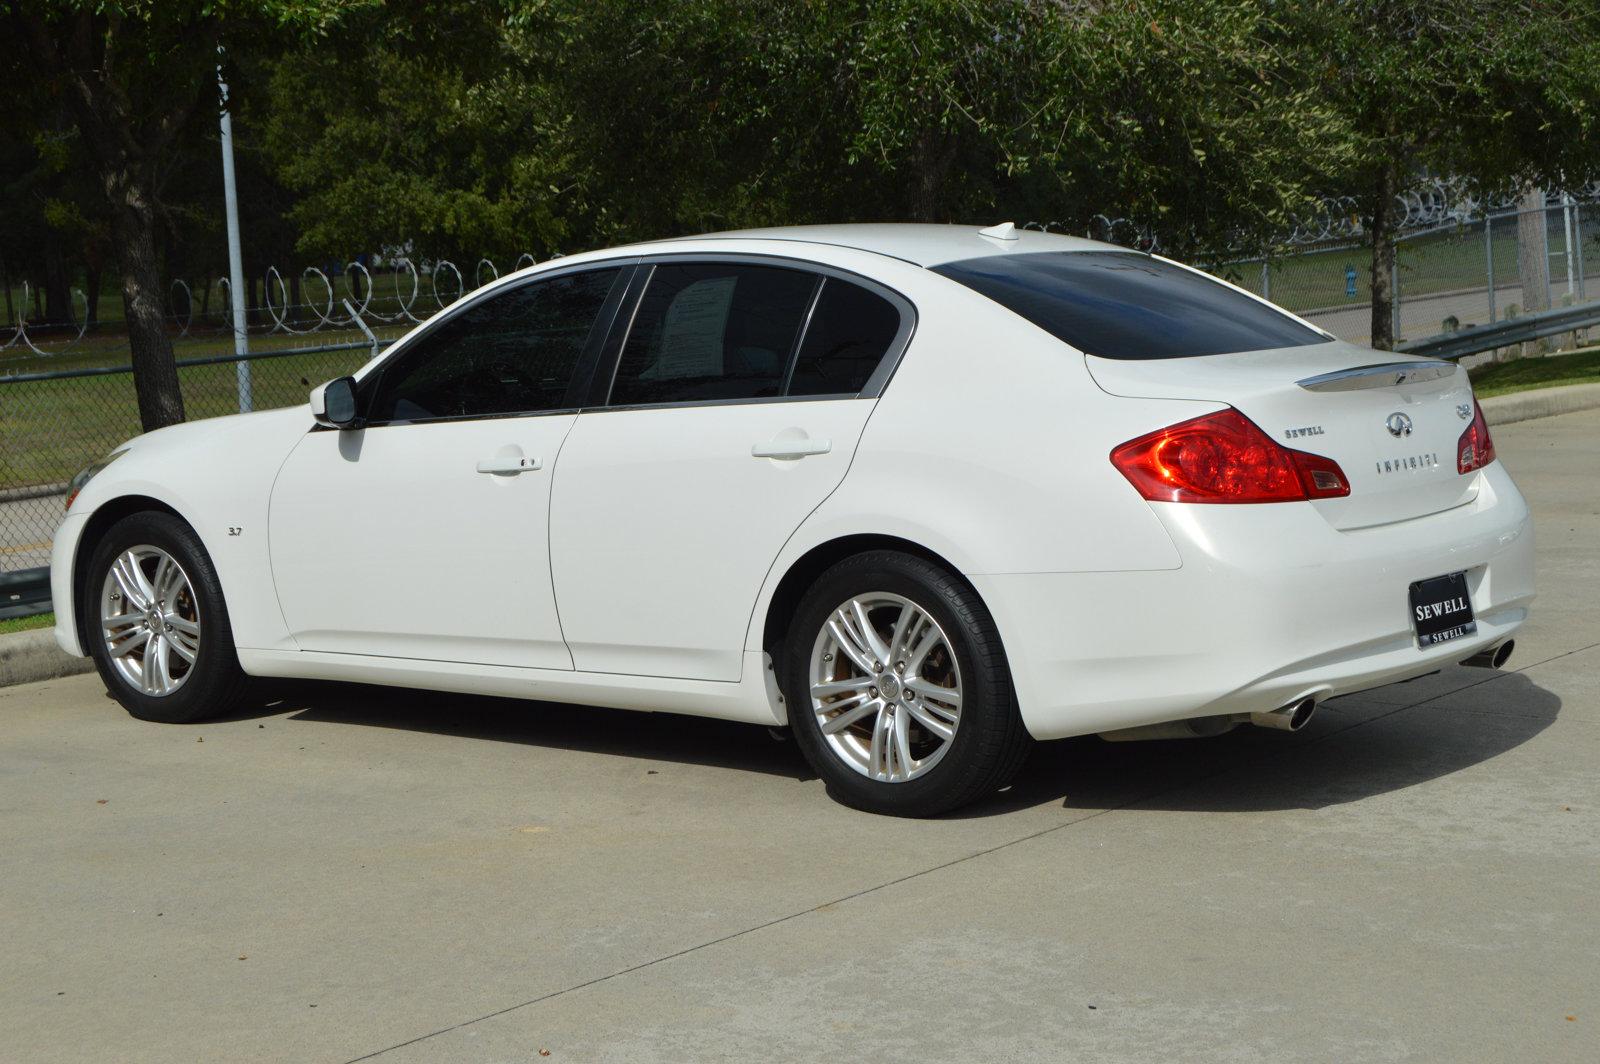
1469, 347, 1600, 397
0, 611, 54, 635
1, 347, 372, 489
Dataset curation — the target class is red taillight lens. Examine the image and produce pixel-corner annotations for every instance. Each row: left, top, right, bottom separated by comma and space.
1110, 408, 1350, 504
1456, 399, 1496, 474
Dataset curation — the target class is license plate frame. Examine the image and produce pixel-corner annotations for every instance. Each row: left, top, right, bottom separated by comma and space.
1409, 571, 1477, 648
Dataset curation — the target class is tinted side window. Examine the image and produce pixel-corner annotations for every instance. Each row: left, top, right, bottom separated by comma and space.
609, 263, 816, 406
932, 251, 1327, 359
786, 279, 901, 397
370, 268, 620, 422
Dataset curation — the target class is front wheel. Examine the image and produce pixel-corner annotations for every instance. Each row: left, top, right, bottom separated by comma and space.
84, 511, 249, 724
782, 551, 1032, 817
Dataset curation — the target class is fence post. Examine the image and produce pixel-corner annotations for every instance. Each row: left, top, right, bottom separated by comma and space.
1260, 259, 1271, 302
1391, 255, 1401, 341
1485, 210, 1496, 323
1576, 202, 1587, 302
218, 55, 252, 413
343, 299, 380, 360
1564, 194, 1577, 302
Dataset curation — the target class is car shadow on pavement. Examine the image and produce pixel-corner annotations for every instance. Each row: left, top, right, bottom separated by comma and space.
231, 679, 819, 781
968, 669, 1561, 818
206, 668, 1557, 816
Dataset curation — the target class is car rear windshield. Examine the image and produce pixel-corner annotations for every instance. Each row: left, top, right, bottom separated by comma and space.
931, 250, 1328, 359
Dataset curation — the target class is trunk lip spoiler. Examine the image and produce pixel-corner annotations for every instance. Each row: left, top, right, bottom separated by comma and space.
1295, 360, 1458, 392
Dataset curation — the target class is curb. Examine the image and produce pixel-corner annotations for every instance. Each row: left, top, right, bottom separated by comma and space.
1480, 381, 1600, 427
0, 627, 93, 689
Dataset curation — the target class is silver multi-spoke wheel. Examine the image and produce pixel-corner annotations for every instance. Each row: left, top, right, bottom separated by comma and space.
808, 592, 962, 783
99, 545, 202, 697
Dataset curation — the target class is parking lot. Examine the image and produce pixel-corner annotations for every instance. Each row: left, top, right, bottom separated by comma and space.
2, 409, 1596, 1064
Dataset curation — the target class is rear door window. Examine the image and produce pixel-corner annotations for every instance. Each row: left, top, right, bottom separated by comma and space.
932, 251, 1327, 359
609, 263, 818, 405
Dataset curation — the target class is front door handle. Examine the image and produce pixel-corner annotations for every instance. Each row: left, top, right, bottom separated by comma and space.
476, 456, 543, 475
751, 437, 832, 460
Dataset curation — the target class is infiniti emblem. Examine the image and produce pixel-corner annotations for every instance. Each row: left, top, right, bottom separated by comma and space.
1386, 412, 1414, 438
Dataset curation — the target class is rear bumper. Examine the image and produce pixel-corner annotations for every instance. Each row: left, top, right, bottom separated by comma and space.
976, 462, 1535, 740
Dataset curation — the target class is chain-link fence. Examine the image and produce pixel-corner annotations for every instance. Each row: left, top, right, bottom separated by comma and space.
1225, 199, 1598, 348
1, 342, 378, 577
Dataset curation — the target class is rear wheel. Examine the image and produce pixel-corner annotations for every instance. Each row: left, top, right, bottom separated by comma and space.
84, 512, 249, 724
783, 550, 1031, 817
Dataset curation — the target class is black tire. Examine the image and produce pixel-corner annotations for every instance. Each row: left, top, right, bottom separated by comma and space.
83, 511, 250, 724
782, 550, 1032, 817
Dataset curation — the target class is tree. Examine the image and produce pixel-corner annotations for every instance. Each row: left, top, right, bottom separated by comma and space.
534, 0, 1348, 255
3, 1, 362, 430
1305, 0, 1600, 349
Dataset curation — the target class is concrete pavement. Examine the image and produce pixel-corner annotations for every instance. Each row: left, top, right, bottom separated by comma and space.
2, 410, 1597, 1063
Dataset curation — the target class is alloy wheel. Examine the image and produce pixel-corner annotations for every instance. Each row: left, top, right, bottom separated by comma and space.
808, 592, 962, 783
99, 545, 202, 696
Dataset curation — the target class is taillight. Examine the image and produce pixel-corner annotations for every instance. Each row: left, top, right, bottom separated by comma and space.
1457, 399, 1496, 474
1110, 408, 1350, 504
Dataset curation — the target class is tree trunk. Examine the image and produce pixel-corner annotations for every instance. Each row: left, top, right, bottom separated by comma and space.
43, 235, 72, 326
908, 128, 957, 223
83, 265, 102, 329
1515, 184, 1551, 316
1368, 164, 1398, 351
1, 253, 13, 327
112, 181, 185, 429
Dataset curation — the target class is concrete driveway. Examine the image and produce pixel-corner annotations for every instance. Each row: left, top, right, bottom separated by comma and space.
2, 410, 1597, 1064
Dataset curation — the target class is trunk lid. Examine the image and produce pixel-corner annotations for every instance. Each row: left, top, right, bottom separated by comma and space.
1087, 341, 1479, 529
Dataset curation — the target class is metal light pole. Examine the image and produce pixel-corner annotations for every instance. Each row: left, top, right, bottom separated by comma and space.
218, 52, 251, 412
1563, 194, 1577, 302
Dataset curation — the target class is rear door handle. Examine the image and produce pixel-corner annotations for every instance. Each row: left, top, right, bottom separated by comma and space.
751, 438, 831, 460
476, 456, 543, 474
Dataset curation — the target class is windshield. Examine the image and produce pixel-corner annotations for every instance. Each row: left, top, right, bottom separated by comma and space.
932, 250, 1329, 359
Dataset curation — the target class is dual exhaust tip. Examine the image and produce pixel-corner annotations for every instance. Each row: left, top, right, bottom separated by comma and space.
1101, 697, 1317, 741
1104, 641, 1515, 743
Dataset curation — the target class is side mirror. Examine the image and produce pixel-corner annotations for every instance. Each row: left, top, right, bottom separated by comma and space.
310, 376, 360, 429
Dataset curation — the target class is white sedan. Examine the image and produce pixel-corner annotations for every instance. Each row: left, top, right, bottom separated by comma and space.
52, 224, 1535, 816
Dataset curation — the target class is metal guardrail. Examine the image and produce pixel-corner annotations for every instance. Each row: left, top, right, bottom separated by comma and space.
1398, 301, 1600, 360
1, 567, 50, 620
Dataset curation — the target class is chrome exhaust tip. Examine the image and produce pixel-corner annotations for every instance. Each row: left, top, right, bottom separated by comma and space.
1461, 639, 1514, 670
1249, 697, 1318, 733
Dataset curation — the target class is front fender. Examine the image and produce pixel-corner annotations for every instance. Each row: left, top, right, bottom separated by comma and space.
61, 408, 312, 654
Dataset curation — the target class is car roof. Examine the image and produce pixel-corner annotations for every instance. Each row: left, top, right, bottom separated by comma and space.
639, 223, 1118, 268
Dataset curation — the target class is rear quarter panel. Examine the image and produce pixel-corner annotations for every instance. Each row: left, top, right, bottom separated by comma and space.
746, 267, 1206, 653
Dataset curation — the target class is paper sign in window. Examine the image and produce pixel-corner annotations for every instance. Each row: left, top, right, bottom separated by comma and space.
644, 276, 737, 380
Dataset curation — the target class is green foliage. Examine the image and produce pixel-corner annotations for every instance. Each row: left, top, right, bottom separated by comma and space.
1303, 0, 1600, 203
11, 0, 1600, 298
262, 3, 580, 262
